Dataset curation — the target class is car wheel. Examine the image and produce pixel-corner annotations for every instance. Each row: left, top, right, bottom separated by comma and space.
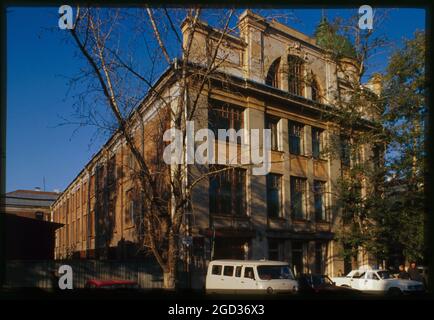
387, 287, 402, 297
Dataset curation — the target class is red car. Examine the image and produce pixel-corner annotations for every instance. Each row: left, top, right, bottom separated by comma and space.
85, 279, 139, 289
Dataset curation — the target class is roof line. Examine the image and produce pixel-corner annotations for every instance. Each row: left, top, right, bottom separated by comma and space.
52, 64, 177, 206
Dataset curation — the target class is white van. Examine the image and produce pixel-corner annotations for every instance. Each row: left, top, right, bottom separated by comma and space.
205, 259, 298, 294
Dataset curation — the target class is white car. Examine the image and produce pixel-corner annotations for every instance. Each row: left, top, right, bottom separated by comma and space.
332, 269, 425, 295
205, 259, 298, 294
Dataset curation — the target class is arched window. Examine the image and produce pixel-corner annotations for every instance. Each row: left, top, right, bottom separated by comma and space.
288, 55, 304, 96
311, 78, 321, 102
266, 58, 281, 88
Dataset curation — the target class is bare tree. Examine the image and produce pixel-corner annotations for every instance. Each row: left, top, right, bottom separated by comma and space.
65, 6, 278, 289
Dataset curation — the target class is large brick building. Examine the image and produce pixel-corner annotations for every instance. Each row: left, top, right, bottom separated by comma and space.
52, 10, 380, 282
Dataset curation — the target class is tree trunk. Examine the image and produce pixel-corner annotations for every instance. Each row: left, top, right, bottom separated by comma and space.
162, 231, 178, 289
163, 271, 176, 289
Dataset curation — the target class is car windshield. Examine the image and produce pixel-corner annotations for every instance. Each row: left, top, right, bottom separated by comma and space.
257, 265, 294, 280
377, 271, 391, 279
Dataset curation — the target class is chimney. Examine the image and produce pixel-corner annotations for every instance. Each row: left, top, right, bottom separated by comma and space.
238, 10, 268, 83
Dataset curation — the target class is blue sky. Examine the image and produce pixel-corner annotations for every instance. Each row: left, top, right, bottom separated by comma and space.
6, 6, 426, 192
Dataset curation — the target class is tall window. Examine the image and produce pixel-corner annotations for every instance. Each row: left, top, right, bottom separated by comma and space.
314, 180, 326, 221
289, 121, 304, 155
373, 144, 383, 169
109, 197, 116, 230
266, 58, 281, 88
265, 116, 279, 151
71, 222, 75, 245
90, 174, 95, 195
290, 176, 306, 219
76, 217, 80, 243
209, 167, 246, 216
268, 239, 280, 260
208, 101, 244, 140
90, 210, 95, 237
127, 151, 136, 172
267, 174, 282, 218
96, 165, 105, 190
315, 242, 325, 274
288, 55, 304, 96
83, 214, 87, 241
126, 189, 138, 225
340, 135, 350, 166
312, 127, 323, 159
107, 155, 116, 185
311, 79, 321, 102
292, 241, 304, 276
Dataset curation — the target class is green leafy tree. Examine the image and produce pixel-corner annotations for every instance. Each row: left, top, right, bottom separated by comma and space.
314, 14, 426, 268
380, 31, 426, 264
314, 13, 387, 267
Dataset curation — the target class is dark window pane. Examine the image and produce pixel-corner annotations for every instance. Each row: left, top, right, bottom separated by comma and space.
312, 128, 322, 159
234, 169, 246, 216
209, 167, 246, 216
235, 266, 242, 277
289, 121, 303, 155
266, 58, 281, 88
291, 177, 306, 219
107, 155, 116, 185
212, 265, 222, 275
223, 266, 234, 276
288, 55, 304, 96
315, 242, 324, 274
311, 80, 320, 102
314, 180, 325, 221
266, 116, 279, 151
267, 174, 281, 218
340, 136, 350, 166
268, 239, 279, 261
292, 241, 304, 276
208, 101, 244, 141
244, 267, 255, 279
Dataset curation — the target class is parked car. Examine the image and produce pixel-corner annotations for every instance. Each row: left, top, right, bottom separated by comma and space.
297, 274, 362, 296
332, 269, 425, 295
417, 266, 429, 287
85, 279, 139, 290
205, 259, 298, 294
